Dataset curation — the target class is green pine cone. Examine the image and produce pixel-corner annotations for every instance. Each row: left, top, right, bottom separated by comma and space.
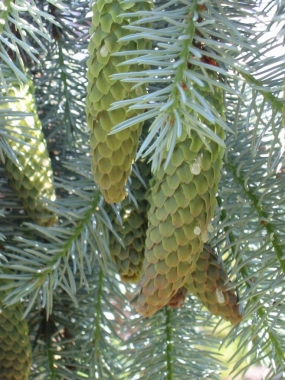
135, 88, 225, 317
86, 0, 152, 204
0, 290, 32, 379
184, 244, 242, 325
109, 158, 151, 283
2, 81, 57, 226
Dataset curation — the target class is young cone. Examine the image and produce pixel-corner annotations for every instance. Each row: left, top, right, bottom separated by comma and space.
2, 81, 57, 226
184, 244, 242, 325
0, 287, 32, 379
86, 0, 152, 204
109, 158, 151, 283
135, 86, 225, 318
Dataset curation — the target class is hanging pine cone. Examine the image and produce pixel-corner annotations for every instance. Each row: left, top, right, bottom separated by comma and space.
86, 0, 152, 204
184, 244, 242, 325
2, 81, 57, 226
135, 84, 226, 318
0, 288, 32, 379
109, 157, 151, 283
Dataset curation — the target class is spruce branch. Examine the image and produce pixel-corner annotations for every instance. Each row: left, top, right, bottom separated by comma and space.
74, 267, 127, 379
92, 267, 104, 370
239, 72, 283, 113
0, 181, 104, 316
45, 317, 58, 380
28, 2, 90, 151
216, 196, 285, 378
107, 0, 264, 173
224, 159, 285, 275
122, 301, 222, 379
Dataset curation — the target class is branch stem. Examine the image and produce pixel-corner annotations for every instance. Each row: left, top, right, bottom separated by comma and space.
219, 158, 285, 363
239, 72, 283, 113
224, 161, 285, 274
165, 307, 173, 380
35, 192, 100, 284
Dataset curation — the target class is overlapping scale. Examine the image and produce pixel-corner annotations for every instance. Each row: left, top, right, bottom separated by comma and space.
86, 0, 152, 203
109, 158, 151, 283
185, 244, 242, 325
135, 85, 226, 317
0, 288, 32, 379
2, 81, 57, 226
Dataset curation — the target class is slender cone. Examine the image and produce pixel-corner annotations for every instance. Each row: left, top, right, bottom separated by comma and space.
0, 287, 32, 379
109, 158, 151, 283
86, 0, 152, 204
135, 85, 226, 318
184, 244, 242, 325
2, 81, 57, 226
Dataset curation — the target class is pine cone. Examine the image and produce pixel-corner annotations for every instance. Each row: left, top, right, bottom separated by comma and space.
86, 0, 152, 204
135, 86, 225, 317
109, 158, 151, 283
185, 244, 242, 325
3, 81, 57, 226
0, 289, 32, 379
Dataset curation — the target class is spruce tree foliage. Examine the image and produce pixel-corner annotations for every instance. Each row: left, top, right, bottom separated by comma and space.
0, 0, 284, 379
